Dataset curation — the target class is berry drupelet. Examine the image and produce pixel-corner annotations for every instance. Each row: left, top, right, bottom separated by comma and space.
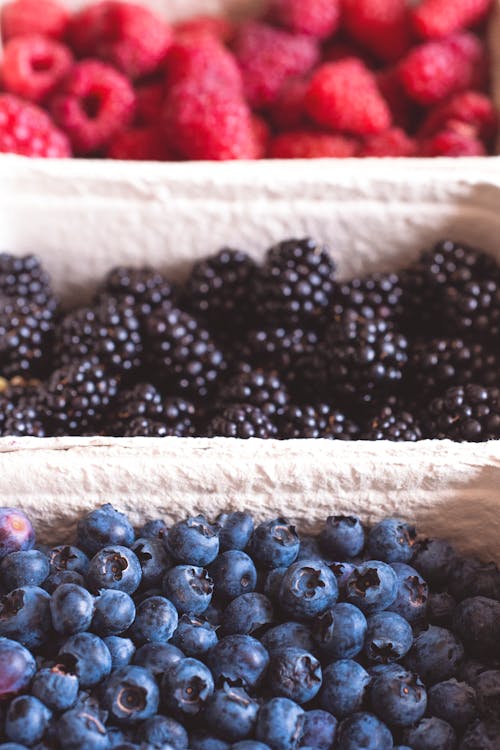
278, 403, 360, 440
0, 379, 46, 437
0, 252, 56, 308
333, 271, 404, 322
217, 367, 290, 419
0, 296, 55, 378
105, 383, 196, 437
207, 403, 277, 439
362, 399, 422, 441
101, 265, 177, 321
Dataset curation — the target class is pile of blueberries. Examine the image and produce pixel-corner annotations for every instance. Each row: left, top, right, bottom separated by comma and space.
0, 504, 499, 750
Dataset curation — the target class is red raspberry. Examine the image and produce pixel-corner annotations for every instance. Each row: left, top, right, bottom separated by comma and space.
0, 93, 70, 156
376, 68, 420, 132
269, 76, 309, 130
163, 80, 257, 161
411, 0, 493, 40
420, 129, 486, 156
306, 59, 392, 135
2, 35, 73, 104
1, 0, 68, 41
165, 33, 242, 92
419, 91, 498, 143
323, 38, 376, 66
232, 21, 319, 108
251, 115, 271, 159
342, 0, 412, 62
173, 15, 235, 43
107, 126, 172, 160
68, 1, 172, 80
268, 130, 358, 158
358, 128, 417, 156
51, 60, 136, 155
269, 0, 341, 39
134, 81, 165, 125
398, 33, 484, 105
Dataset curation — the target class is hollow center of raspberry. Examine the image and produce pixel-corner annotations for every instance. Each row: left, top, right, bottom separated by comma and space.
31, 54, 54, 73
82, 94, 102, 120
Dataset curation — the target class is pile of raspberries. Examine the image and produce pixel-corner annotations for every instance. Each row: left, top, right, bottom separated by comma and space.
0, 0, 497, 160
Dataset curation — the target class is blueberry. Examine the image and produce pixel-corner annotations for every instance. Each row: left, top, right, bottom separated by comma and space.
221, 593, 275, 636
262, 567, 287, 601
313, 603, 367, 660
301, 710, 337, 750
161, 657, 214, 717
162, 565, 213, 615
31, 660, 79, 711
207, 635, 269, 689
44, 570, 86, 594
167, 515, 219, 566
0, 508, 35, 559
139, 519, 169, 542
171, 614, 218, 657
249, 518, 299, 569
77, 503, 134, 557
329, 562, 355, 593
5, 696, 51, 746
0, 586, 51, 648
59, 632, 112, 688
204, 684, 259, 741
459, 658, 494, 684
209, 550, 257, 602
405, 625, 464, 684
460, 718, 500, 749
231, 744, 270, 750
104, 636, 136, 668
191, 733, 230, 750
371, 668, 427, 727
0, 744, 30, 749
139, 715, 188, 748
56, 707, 109, 750
345, 561, 398, 615
261, 622, 315, 655
367, 519, 416, 563
279, 560, 338, 620
47, 545, 89, 576
336, 712, 393, 750
475, 670, 500, 720
453, 596, 500, 658
296, 536, 323, 561
203, 602, 224, 626
427, 591, 456, 628
319, 516, 365, 560
269, 647, 322, 704
363, 612, 413, 664
87, 545, 142, 595
50, 583, 94, 636
129, 595, 178, 644
92, 590, 136, 636
0, 550, 50, 589
133, 642, 184, 678
411, 538, 456, 588
402, 717, 456, 750
102, 666, 159, 724
217, 512, 254, 552
131, 537, 170, 589
319, 660, 370, 719
427, 679, 477, 730
448, 557, 500, 602
255, 697, 305, 750
386, 562, 428, 624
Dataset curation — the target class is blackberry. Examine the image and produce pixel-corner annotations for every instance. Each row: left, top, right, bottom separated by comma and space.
425, 384, 500, 441
106, 384, 196, 437
122, 414, 195, 437
0, 296, 55, 378
239, 326, 319, 374
442, 280, 500, 339
0, 379, 46, 437
277, 403, 360, 440
183, 248, 257, 332
102, 265, 177, 320
333, 272, 404, 321
207, 404, 277, 439
362, 400, 422, 441
53, 295, 143, 373
253, 238, 337, 326
146, 307, 226, 399
218, 368, 289, 419
41, 357, 120, 435
0, 253, 55, 308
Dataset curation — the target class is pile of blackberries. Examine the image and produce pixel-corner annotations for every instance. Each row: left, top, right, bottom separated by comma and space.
0, 504, 499, 749
2, 237, 500, 441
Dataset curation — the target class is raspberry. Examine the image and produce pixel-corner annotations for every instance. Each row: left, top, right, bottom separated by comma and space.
68, 1, 173, 80
269, 77, 308, 130
358, 128, 417, 157
323, 38, 376, 66
0, 93, 70, 157
398, 33, 484, 105
2, 35, 73, 104
1, 0, 68, 41
268, 130, 358, 158
165, 33, 242, 92
269, 0, 341, 39
173, 15, 235, 43
232, 21, 319, 108
419, 130, 486, 156
411, 0, 493, 40
306, 60, 392, 135
134, 81, 165, 126
107, 127, 172, 161
342, 0, 412, 62
51, 60, 136, 155
162, 80, 257, 161
419, 91, 498, 144
251, 116, 270, 159
376, 68, 420, 132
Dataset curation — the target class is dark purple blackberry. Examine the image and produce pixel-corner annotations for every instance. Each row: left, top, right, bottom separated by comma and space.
122, 414, 195, 437
425, 384, 500, 441
333, 272, 404, 321
218, 368, 289, 419
41, 357, 120, 435
183, 248, 257, 332
1, 296, 55, 378
277, 403, 360, 440
106, 384, 196, 437
207, 404, 277, 438
442, 280, 500, 339
101, 265, 177, 320
0, 253, 56, 308
253, 238, 337, 326
146, 307, 226, 399
53, 295, 143, 373
362, 400, 422, 441
0, 380, 46, 437
237, 325, 320, 378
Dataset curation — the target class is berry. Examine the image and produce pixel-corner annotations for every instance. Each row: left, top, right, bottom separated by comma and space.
131, 537, 170, 589
51, 60, 136, 155
0, 508, 35, 559
460, 718, 500, 749
171, 614, 218, 657
419, 129, 486, 155
269, 0, 340, 38
2, 35, 73, 104
306, 60, 392, 135
345, 561, 398, 614
362, 401, 422, 441
133, 642, 184, 678
0, 549, 49, 589
387, 562, 429, 625
268, 76, 308, 130
255, 697, 305, 750
427, 679, 477, 730
411, 0, 493, 40
249, 518, 300, 569
402, 716, 457, 750
68, 1, 172, 79
217, 511, 254, 552
56, 706, 109, 750
0, 93, 70, 156
452, 596, 500, 658
162, 565, 213, 615
102, 266, 176, 321
405, 625, 464, 684
426, 384, 500, 441
207, 634, 269, 689
268, 647, 322, 704
221, 593, 275, 636
336, 712, 393, 750
319, 661, 371, 718
219, 369, 290, 418
102, 665, 159, 724
130, 595, 178, 645
364, 612, 413, 663
278, 404, 360, 440
50, 583, 95, 636
207, 404, 277, 439
0, 637, 36, 700
5, 695, 52, 746
161, 657, 214, 717
319, 515, 365, 559
371, 667, 427, 727
359, 128, 417, 157
87, 545, 142, 594
1, 0, 69, 41
279, 559, 338, 620
0, 296, 56, 378
0, 585, 51, 649
442, 279, 500, 339
138, 518, 169, 542
419, 90, 498, 144
412, 537, 456, 587
428, 591, 456, 627
209, 550, 257, 602
269, 131, 358, 158
58, 632, 112, 688
367, 519, 417, 563
139, 715, 188, 748
107, 126, 171, 160
262, 621, 315, 654
104, 636, 135, 667
343, 0, 411, 62
31, 661, 79, 711
0, 252, 55, 306
173, 15, 235, 44
167, 515, 219, 566
204, 684, 259, 741
91, 589, 136, 636
301, 710, 338, 750
314, 603, 367, 660
77, 503, 134, 557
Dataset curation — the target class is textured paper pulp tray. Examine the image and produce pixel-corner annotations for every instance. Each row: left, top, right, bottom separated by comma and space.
2, 160, 500, 560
